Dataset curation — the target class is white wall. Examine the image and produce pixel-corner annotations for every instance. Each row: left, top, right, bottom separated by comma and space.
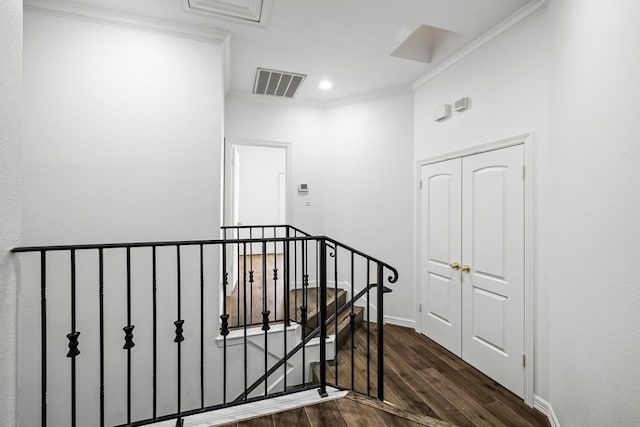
413, 11, 551, 401
414, 2, 640, 424
19, 11, 226, 426
225, 95, 326, 235
23, 12, 225, 245
546, 1, 640, 425
226, 92, 415, 324
0, 1, 22, 425
325, 92, 415, 326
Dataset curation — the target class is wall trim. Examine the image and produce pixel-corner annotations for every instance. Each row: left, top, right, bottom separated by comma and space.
412, 0, 548, 90
415, 132, 533, 166
534, 395, 562, 427
384, 315, 416, 329
415, 132, 536, 406
226, 85, 413, 110
24, 0, 230, 45
323, 85, 413, 109
226, 90, 325, 109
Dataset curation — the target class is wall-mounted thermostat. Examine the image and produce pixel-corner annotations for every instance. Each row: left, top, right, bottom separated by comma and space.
298, 182, 309, 192
434, 104, 451, 122
454, 97, 470, 112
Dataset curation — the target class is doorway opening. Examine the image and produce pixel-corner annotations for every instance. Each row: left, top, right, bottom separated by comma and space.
225, 141, 290, 227
223, 139, 292, 327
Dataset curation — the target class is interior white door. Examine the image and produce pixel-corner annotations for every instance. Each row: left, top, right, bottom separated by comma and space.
420, 158, 462, 356
461, 145, 525, 397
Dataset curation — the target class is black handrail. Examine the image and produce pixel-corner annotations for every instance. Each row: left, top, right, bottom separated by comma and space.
11, 224, 397, 427
326, 237, 399, 284
12, 235, 311, 252
220, 223, 312, 237
11, 233, 399, 281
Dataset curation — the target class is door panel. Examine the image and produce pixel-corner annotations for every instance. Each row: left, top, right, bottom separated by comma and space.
472, 167, 506, 278
461, 145, 524, 397
420, 159, 462, 356
472, 287, 507, 354
427, 272, 452, 324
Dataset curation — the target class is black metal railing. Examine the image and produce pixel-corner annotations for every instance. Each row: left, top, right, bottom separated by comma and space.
12, 225, 398, 427
219, 224, 312, 329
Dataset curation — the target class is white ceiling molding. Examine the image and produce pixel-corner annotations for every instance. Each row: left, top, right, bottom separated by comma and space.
226, 91, 325, 109
412, 0, 548, 90
323, 85, 414, 109
24, 0, 231, 44
227, 85, 414, 110
181, 0, 273, 29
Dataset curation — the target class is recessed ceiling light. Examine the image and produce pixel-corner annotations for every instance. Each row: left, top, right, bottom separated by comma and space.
319, 80, 333, 90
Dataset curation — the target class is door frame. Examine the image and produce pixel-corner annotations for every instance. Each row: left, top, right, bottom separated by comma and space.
415, 132, 535, 406
223, 138, 293, 228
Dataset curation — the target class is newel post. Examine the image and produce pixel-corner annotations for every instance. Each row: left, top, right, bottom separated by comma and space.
376, 262, 385, 401
318, 238, 328, 397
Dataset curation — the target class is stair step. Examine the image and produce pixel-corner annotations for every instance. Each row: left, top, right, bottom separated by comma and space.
289, 288, 347, 329
311, 322, 380, 396
327, 305, 364, 349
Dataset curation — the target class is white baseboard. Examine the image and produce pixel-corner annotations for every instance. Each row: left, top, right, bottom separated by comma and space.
384, 315, 416, 329
534, 395, 561, 427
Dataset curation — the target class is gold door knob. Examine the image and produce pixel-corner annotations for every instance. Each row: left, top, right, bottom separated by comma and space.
450, 262, 460, 270
461, 265, 471, 272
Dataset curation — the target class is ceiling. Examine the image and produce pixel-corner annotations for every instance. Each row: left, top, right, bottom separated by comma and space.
37, 0, 534, 102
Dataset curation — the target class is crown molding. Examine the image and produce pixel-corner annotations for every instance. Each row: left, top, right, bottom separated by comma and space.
225, 90, 325, 109
412, 0, 548, 90
226, 84, 414, 110
223, 36, 232, 94
24, 0, 231, 45
323, 85, 413, 109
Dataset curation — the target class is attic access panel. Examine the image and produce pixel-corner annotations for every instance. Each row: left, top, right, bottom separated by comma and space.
253, 68, 306, 98
392, 24, 464, 64
183, 0, 272, 27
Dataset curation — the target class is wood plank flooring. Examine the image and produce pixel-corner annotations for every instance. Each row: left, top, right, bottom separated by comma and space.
225, 254, 285, 327
225, 269, 549, 427
226, 393, 450, 427
241, 323, 550, 427
343, 323, 549, 427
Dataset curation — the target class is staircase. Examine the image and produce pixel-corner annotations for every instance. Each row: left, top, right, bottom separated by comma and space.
289, 288, 365, 348
289, 284, 372, 395
12, 224, 397, 427
311, 316, 379, 396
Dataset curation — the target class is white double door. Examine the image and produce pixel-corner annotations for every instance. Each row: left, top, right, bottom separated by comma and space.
420, 144, 525, 397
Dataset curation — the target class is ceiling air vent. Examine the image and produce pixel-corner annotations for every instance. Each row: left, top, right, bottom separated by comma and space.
253, 68, 306, 98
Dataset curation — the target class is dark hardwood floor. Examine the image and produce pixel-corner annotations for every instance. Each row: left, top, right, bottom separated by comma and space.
227, 323, 550, 427
225, 254, 285, 327
377, 324, 550, 427
221, 393, 450, 427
